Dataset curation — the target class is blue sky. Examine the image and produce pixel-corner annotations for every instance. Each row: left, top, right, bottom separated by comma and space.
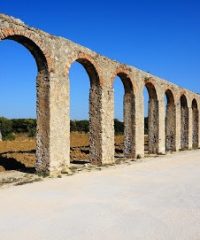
0, 0, 200, 119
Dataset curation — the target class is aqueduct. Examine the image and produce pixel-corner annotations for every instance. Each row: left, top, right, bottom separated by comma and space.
0, 14, 199, 175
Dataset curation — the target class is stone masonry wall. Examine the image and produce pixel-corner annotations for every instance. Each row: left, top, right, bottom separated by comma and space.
165, 96, 176, 151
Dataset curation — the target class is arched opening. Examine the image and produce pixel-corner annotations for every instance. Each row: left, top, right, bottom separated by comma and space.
165, 89, 176, 152
113, 77, 124, 158
144, 82, 158, 154
0, 35, 49, 173
180, 95, 189, 150
68, 58, 100, 164
113, 73, 135, 160
192, 99, 199, 148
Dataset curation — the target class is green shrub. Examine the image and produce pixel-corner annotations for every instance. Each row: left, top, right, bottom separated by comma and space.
114, 119, 124, 134
12, 118, 36, 133
28, 126, 36, 137
70, 120, 89, 133
3, 132, 16, 141
0, 117, 37, 140
0, 117, 14, 140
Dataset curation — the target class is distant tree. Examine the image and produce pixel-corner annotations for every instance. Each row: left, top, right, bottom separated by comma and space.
0, 117, 15, 140
144, 117, 148, 134
114, 119, 124, 134
12, 118, 36, 137
0, 116, 149, 140
12, 118, 36, 133
70, 120, 77, 132
76, 120, 89, 132
70, 120, 89, 133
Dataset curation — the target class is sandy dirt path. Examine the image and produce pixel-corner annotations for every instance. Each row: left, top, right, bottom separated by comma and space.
0, 150, 200, 240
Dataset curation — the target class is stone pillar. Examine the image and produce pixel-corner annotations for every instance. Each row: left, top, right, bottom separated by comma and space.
134, 90, 144, 158
50, 73, 70, 174
175, 101, 181, 151
198, 109, 200, 148
90, 85, 114, 165
181, 103, 189, 150
165, 102, 176, 151
35, 71, 70, 175
192, 105, 199, 149
188, 107, 193, 149
148, 98, 159, 154
158, 98, 166, 154
123, 92, 135, 158
35, 71, 50, 174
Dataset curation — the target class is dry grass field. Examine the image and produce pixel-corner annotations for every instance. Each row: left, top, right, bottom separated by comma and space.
0, 134, 35, 172
0, 133, 125, 172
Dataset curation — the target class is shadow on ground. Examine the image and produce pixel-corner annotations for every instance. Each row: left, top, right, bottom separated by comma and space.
0, 151, 35, 173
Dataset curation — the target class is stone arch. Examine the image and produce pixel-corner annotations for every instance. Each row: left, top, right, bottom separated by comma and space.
116, 72, 134, 93
0, 28, 53, 72
112, 70, 136, 158
0, 30, 50, 173
66, 53, 102, 86
75, 58, 100, 87
144, 81, 159, 154
192, 98, 199, 148
165, 89, 176, 151
4, 35, 48, 72
145, 81, 158, 99
180, 94, 189, 150
67, 56, 102, 164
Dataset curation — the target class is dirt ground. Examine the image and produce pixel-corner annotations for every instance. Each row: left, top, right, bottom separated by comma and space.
0, 133, 148, 188
0, 134, 36, 172
0, 133, 125, 173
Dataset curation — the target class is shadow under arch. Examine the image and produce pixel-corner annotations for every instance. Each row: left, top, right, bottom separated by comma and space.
180, 94, 189, 150
0, 34, 50, 173
113, 72, 135, 159
165, 89, 176, 151
68, 57, 102, 164
144, 81, 159, 154
192, 98, 199, 148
